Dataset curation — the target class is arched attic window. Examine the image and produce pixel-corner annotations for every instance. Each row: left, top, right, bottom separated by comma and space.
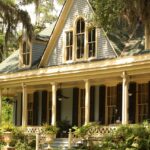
76, 18, 85, 59
22, 40, 31, 66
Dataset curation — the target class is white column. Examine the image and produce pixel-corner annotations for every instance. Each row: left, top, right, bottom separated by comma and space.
51, 82, 57, 126
85, 79, 90, 125
122, 72, 129, 124
0, 89, 2, 124
22, 84, 27, 127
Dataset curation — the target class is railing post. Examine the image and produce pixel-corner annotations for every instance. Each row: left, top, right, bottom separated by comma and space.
36, 132, 40, 150
68, 129, 72, 149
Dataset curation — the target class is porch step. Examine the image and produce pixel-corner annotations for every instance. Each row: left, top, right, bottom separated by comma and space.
50, 138, 69, 149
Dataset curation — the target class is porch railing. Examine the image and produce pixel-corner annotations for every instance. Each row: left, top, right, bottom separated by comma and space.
25, 126, 46, 150
68, 125, 118, 149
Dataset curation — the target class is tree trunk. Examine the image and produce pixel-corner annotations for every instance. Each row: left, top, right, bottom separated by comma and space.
145, 22, 150, 49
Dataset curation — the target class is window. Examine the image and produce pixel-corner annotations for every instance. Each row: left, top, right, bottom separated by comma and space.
107, 86, 117, 124
88, 28, 96, 57
137, 83, 149, 123
76, 18, 85, 59
66, 31, 73, 61
64, 17, 97, 62
22, 41, 30, 66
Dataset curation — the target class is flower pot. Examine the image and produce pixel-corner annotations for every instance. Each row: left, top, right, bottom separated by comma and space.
3, 132, 12, 147
45, 134, 56, 149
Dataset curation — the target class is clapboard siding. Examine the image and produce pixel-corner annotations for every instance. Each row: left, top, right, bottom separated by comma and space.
47, 0, 116, 66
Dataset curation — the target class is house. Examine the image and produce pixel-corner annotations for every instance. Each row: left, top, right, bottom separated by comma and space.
0, 0, 150, 131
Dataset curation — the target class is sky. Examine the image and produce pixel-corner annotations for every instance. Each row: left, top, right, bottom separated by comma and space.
19, 1, 62, 25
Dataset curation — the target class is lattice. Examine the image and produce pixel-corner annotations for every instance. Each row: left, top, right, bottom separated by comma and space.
26, 126, 44, 134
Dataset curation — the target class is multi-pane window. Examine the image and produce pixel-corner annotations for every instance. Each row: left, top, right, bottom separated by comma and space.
137, 83, 149, 123
22, 41, 30, 65
88, 28, 96, 57
76, 18, 85, 59
66, 31, 73, 61
107, 86, 117, 124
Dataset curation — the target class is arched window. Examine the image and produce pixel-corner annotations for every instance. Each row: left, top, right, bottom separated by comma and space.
76, 18, 85, 59
22, 41, 30, 66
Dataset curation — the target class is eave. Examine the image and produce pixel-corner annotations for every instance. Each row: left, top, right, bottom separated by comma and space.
1, 54, 150, 88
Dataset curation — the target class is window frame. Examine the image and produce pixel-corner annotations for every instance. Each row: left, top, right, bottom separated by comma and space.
87, 27, 97, 59
136, 83, 149, 123
75, 17, 85, 60
63, 16, 97, 63
106, 86, 117, 125
65, 30, 73, 62
19, 38, 32, 68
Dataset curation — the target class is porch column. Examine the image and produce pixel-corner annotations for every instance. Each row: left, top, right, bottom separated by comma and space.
85, 79, 90, 125
22, 84, 27, 127
122, 72, 129, 124
0, 89, 2, 124
51, 82, 57, 126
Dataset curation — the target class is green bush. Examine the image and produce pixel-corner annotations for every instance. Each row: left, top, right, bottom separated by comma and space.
99, 124, 150, 150
0, 125, 35, 150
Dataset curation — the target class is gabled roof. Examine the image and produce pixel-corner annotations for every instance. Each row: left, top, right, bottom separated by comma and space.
39, 0, 74, 67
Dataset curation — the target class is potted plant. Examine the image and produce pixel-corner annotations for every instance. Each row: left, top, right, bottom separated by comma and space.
43, 123, 59, 149
2, 124, 14, 147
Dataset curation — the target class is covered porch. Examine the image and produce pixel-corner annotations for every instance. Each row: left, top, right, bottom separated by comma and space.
0, 54, 150, 130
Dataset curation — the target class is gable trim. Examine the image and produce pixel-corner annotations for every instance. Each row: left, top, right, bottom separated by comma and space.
39, 0, 74, 67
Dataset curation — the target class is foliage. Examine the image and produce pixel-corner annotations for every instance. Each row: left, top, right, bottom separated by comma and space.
43, 123, 59, 135
73, 122, 100, 139
99, 124, 150, 150
2, 97, 13, 124
91, 0, 150, 49
0, 125, 35, 150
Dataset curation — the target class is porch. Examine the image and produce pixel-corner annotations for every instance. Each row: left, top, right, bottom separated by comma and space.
1, 72, 150, 130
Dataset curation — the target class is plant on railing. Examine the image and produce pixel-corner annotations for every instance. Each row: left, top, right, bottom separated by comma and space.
43, 123, 59, 149
0, 125, 35, 150
73, 122, 100, 139
99, 124, 150, 150
43, 123, 59, 135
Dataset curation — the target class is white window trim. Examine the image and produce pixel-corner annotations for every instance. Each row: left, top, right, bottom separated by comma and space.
63, 29, 74, 64
63, 16, 97, 63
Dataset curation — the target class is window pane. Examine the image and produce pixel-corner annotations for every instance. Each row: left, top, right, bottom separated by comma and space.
76, 18, 85, 33
88, 28, 96, 58
81, 19, 85, 32
23, 42, 27, 54
66, 32, 69, 46
66, 31, 73, 61
26, 53, 30, 65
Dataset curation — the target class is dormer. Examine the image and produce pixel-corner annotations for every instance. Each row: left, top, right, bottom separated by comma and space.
19, 34, 32, 68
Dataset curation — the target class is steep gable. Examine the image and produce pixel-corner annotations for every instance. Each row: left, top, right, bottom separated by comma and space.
39, 0, 117, 67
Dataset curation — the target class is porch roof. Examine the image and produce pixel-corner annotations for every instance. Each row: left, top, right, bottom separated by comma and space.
1, 53, 150, 88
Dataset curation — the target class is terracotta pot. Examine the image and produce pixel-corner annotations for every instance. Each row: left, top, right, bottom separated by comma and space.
3, 132, 12, 147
